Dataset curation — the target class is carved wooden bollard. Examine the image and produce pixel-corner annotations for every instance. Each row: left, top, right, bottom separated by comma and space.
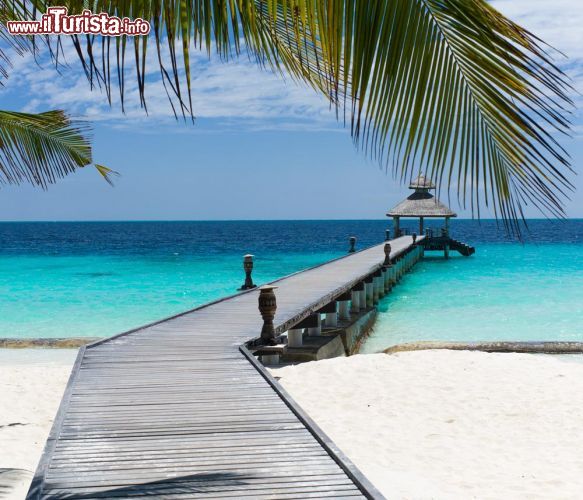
258, 286, 278, 345
348, 236, 356, 253
412, 233, 417, 244
240, 254, 257, 290
383, 243, 392, 266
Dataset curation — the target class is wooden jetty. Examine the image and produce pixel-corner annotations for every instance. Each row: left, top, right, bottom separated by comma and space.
28, 236, 424, 500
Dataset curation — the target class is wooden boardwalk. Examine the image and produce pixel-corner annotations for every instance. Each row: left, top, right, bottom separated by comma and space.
28, 236, 420, 500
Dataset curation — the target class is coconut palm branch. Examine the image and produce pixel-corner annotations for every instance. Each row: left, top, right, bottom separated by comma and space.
2, 0, 574, 231
0, 110, 117, 188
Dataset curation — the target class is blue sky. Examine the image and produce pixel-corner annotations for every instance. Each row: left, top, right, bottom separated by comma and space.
0, 0, 581, 221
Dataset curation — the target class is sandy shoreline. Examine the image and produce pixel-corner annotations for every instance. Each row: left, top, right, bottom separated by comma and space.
2, 349, 583, 499
272, 351, 583, 499
0, 349, 77, 499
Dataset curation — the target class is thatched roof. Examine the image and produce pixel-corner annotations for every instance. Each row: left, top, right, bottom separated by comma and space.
387, 190, 457, 218
409, 174, 435, 190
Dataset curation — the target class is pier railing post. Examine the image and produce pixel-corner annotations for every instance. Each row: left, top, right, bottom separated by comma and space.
348, 236, 356, 253
258, 286, 278, 345
385, 229, 391, 241
240, 254, 257, 290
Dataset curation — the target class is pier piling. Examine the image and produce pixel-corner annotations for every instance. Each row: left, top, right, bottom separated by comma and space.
287, 328, 304, 347
320, 302, 339, 328
351, 287, 361, 313
338, 292, 351, 321
365, 277, 374, 307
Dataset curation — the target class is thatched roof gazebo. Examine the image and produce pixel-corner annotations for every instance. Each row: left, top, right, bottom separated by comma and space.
387, 175, 456, 236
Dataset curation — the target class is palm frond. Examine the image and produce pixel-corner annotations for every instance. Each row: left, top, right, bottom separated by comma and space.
0, 1, 35, 84
1, 0, 574, 232
0, 110, 117, 188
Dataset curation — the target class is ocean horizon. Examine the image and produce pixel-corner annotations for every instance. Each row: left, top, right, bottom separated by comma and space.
1, 219, 582, 350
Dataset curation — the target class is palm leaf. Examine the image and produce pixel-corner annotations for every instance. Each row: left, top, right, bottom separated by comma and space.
0, 110, 117, 188
1, 0, 574, 232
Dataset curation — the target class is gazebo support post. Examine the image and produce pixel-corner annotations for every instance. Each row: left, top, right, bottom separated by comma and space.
419, 217, 424, 235
393, 216, 400, 238
444, 217, 450, 259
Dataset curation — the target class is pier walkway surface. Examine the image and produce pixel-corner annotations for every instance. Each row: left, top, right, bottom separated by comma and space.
29, 236, 421, 500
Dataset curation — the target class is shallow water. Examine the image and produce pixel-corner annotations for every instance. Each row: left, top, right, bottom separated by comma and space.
1, 220, 581, 346
361, 242, 583, 352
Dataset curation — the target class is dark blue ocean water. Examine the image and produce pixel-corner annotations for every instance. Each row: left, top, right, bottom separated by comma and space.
1, 220, 582, 344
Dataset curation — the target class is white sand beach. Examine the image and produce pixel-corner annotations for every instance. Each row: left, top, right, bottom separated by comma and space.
2, 349, 583, 499
0, 349, 77, 499
272, 351, 583, 499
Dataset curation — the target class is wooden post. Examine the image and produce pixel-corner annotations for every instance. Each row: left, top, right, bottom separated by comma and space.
240, 254, 257, 290
348, 236, 356, 253
385, 229, 391, 241
444, 217, 450, 259
258, 286, 277, 345
393, 216, 400, 237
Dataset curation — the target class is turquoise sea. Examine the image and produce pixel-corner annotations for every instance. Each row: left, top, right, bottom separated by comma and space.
1, 220, 582, 351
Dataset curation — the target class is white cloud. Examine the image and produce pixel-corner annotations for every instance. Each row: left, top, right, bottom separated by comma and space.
492, 0, 583, 59
2, 40, 340, 132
